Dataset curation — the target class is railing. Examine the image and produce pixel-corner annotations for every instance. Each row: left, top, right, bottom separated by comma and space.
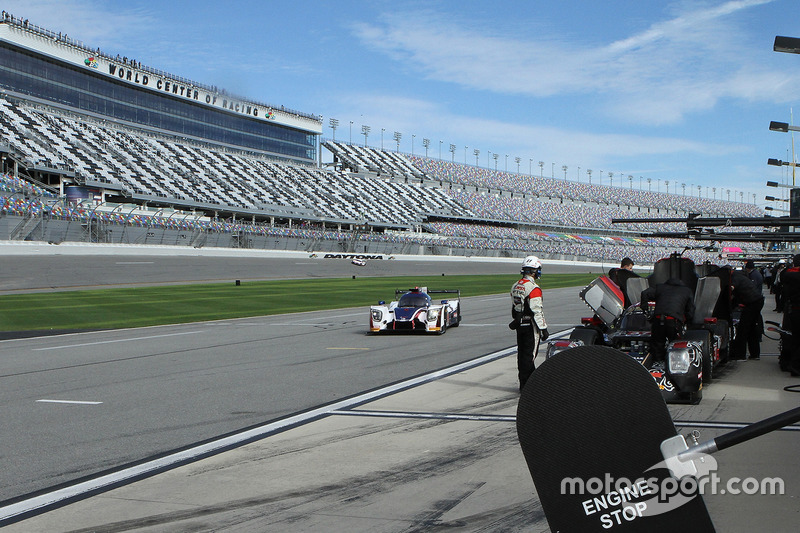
0, 15, 322, 123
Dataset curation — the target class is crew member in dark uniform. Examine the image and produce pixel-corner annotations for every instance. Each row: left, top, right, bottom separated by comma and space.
771, 259, 787, 312
731, 266, 765, 360
608, 257, 640, 307
641, 278, 695, 363
777, 254, 800, 375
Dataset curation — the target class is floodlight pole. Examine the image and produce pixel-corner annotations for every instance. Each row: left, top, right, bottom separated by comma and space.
772, 36, 800, 186
768, 158, 800, 187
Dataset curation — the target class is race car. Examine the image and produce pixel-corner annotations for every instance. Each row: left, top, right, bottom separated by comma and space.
547, 253, 732, 404
351, 258, 366, 266
370, 287, 461, 334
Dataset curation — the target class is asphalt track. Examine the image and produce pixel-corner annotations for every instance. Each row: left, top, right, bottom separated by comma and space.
0, 242, 602, 294
0, 243, 798, 532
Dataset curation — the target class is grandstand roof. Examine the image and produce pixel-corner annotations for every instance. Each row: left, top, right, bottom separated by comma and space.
0, 16, 322, 134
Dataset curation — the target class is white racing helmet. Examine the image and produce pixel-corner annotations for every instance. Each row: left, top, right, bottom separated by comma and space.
521, 255, 542, 278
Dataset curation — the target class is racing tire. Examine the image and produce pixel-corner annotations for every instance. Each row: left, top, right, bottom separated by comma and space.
710, 319, 730, 367
688, 388, 703, 405
717, 346, 729, 367
569, 327, 598, 346
685, 329, 713, 384
438, 319, 447, 335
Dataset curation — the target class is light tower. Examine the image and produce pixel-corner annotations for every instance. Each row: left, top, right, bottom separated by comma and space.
329, 118, 339, 141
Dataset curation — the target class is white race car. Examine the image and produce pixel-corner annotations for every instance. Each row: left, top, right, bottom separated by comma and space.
351, 258, 366, 266
370, 287, 461, 334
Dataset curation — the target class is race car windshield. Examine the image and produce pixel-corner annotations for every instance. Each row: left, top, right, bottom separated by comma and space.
398, 293, 431, 308
621, 310, 650, 331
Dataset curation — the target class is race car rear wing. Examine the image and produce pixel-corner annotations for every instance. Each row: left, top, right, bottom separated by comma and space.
394, 288, 461, 298
426, 289, 461, 298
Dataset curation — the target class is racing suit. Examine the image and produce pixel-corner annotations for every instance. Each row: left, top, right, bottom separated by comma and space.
730, 270, 764, 360
510, 275, 548, 390
778, 266, 800, 375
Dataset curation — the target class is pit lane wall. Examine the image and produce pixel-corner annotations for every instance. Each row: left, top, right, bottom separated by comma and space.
0, 215, 594, 264
0, 240, 613, 272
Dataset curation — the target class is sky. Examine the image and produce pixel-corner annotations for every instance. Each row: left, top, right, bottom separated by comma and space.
4, 0, 800, 211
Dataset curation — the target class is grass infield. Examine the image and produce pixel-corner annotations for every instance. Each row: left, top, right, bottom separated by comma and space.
0, 273, 600, 332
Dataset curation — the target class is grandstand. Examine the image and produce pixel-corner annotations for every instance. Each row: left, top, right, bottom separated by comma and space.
0, 14, 767, 266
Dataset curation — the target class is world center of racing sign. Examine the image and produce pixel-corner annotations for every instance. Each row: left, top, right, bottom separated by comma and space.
0, 21, 322, 134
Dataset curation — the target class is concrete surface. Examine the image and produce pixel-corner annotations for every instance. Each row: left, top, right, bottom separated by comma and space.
3, 310, 799, 532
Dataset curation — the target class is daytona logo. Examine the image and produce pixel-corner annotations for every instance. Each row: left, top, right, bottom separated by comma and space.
324, 253, 383, 260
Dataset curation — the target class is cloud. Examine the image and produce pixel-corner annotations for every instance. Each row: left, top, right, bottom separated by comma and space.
2, 0, 160, 49
332, 94, 745, 166
352, 0, 785, 125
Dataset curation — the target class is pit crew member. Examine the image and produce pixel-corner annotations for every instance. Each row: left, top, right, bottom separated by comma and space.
510, 256, 549, 391
640, 278, 695, 363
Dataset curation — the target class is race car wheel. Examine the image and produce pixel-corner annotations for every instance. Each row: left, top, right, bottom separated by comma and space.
688, 388, 703, 405
685, 329, 713, 384
716, 319, 731, 366
569, 327, 598, 346
438, 319, 447, 335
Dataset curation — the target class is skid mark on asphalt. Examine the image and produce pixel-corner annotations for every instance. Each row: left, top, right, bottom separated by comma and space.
331, 409, 515, 422
0, 346, 517, 525
329, 409, 800, 434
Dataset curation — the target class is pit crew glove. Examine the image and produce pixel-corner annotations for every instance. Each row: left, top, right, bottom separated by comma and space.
539, 328, 549, 341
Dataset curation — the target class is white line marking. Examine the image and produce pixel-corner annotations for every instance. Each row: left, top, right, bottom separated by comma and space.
0, 345, 518, 524
270, 323, 338, 327
37, 400, 103, 405
33, 331, 202, 351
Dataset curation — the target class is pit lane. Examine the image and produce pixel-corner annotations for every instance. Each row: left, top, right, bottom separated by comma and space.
0, 244, 797, 532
